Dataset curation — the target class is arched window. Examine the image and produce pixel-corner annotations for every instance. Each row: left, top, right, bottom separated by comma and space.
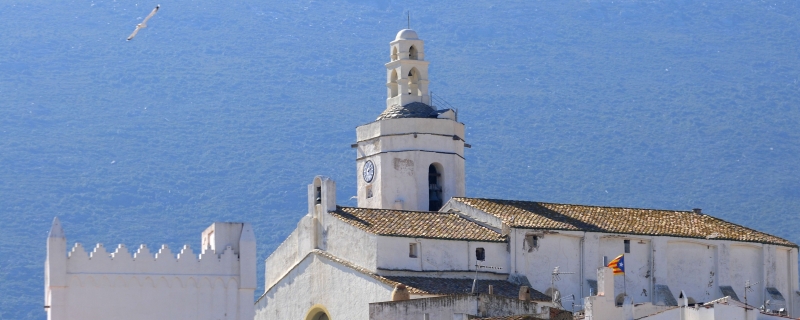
428, 164, 443, 211
311, 314, 329, 320
409, 45, 418, 60
408, 68, 420, 96
391, 46, 399, 61
389, 69, 399, 97
305, 305, 331, 320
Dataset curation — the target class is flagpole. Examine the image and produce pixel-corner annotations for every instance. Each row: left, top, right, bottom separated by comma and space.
623, 254, 627, 298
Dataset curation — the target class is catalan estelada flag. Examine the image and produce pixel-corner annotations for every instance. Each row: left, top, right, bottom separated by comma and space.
608, 254, 625, 275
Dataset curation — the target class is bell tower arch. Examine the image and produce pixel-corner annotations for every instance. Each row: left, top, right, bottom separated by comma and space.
385, 29, 430, 108
356, 29, 466, 212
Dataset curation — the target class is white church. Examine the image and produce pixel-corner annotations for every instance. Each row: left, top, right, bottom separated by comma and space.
45, 29, 799, 320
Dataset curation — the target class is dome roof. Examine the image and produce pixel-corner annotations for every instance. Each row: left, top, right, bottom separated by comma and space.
376, 102, 437, 120
395, 29, 419, 40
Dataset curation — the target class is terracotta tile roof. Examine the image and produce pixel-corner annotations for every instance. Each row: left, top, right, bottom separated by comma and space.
381, 276, 550, 301
453, 198, 796, 247
330, 206, 505, 242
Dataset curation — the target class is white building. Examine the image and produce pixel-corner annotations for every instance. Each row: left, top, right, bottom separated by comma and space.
44, 220, 256, 320
45, 28, 800, 320
253, 29, 800, 320
584, 267, 793, 320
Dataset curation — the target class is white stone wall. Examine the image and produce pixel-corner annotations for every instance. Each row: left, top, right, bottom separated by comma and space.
324, 213, 378, 271
255, 252, 394, 320
498, 225, 800, 317
356, 118, 466, 211
266, 192, 380, 293
667, 240, 717, 303
45, 220, 256, 320
264, 215, 313, 290
515, 230, 583, 306
368, 294, 548, 320
376, 236, 507, 272
598, 236, 652, 304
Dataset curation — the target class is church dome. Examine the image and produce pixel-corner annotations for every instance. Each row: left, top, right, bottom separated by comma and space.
376, 102, 437, 120
395, 29, 419, 40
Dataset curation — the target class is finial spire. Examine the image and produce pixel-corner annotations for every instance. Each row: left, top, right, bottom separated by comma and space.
49, 216, 65, 239
407, 11, 410, 29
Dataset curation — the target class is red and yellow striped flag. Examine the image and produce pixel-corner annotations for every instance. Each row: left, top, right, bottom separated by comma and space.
608, 254, 625, 275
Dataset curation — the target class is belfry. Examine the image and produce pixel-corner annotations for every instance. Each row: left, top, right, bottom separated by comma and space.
355, 29, 467, 212
385, 29, 430, 107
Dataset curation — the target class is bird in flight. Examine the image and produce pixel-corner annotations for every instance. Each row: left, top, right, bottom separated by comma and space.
127, 5, 160, 41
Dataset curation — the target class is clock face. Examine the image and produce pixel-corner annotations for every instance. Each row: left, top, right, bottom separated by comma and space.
363, 160, 375, 183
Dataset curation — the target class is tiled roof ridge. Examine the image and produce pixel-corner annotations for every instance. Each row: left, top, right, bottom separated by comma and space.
453, 197, 694, 213
330, 206, 505, 242
336, 205, 455, 215
452, 197, 796, 247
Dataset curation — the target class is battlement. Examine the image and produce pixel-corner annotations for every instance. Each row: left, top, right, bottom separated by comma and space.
65, 242, 240, 275
45, 218, 256, 320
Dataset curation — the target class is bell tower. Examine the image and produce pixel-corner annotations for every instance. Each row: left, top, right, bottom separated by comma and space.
385, 29, 430, 108
355, 29, 467, 212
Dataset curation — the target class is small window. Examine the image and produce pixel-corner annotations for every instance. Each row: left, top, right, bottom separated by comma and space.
524, 235, 539, 252
475, 247, 485, 261
315, 186, 322, 204
409, 243, 418, 258
624, 240, 630, 253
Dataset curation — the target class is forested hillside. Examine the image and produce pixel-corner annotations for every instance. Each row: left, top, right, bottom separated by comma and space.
1, 0, 798, 318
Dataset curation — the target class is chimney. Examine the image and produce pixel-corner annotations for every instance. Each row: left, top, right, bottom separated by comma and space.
391, 284, 410, 301
519, 286, 531, 301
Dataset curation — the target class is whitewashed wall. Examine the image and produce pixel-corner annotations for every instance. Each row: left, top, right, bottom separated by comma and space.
369, 294, 548, 320
264, 215, 313, 290
667, 240, 717, 303
499, 225, 799, 317
376, 236, 507, 273
727, 243, 763, 304
324, 213, 378, 271
356, 118, 466, 211
255, 252, 394, 320
598, 236, 651, 304
45, 220, 256, 320
516, 230, 582, 306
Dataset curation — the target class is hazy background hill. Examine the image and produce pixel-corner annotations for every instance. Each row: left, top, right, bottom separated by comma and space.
1, 0, 799, 318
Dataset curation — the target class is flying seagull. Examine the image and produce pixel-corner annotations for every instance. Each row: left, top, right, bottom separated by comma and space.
127, 5, 160, 41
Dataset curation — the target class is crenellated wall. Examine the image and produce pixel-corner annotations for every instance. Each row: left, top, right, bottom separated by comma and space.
45, 218, 256, 320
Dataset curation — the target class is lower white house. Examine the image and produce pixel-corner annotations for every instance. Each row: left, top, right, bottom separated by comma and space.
584, 267, 793, 320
